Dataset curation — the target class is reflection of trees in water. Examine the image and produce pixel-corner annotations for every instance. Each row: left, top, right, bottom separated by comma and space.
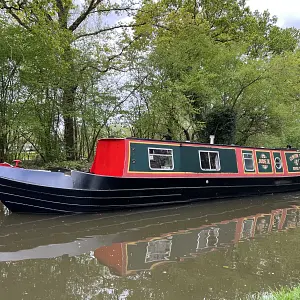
0, 254, 126, 300
0, 204, 10, 216
1, 229, 300, 300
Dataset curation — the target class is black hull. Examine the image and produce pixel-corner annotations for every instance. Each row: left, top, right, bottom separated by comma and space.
1, 170, 300, 213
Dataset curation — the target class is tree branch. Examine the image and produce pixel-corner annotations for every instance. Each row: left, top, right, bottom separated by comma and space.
94, 7, 139, 13
68, 0, 103, 32
81, 35, 141, 73
231, 75, 263, 108
75, 23, 145, 39
0, 0, 30, 29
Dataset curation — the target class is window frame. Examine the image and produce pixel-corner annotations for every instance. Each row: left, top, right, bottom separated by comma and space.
198, 150, 221, 171
243, 152, 255, 172
148, 147, 175, 171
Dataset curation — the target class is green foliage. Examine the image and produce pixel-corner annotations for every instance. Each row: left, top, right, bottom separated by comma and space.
204, 106, 237, 144
22, 159, 91, 172
0, 0, 140, 162
131, 0, 300, 146
251, 286, 300, 300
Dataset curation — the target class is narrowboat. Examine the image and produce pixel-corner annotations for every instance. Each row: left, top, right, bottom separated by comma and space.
0, 137, 300, 213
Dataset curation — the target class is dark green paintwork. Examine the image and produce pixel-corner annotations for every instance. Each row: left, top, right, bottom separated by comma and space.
129, 142, 238, 173
273, 152, 283, 173
129, 143, 181, 172
285, 152, 300, 172
242, 150, 255, 173
256, 151, 273, 173
180, 146, 238, 173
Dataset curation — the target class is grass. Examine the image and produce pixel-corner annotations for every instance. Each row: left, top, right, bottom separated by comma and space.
248, 286, 300, 300
266, 287, 300, 300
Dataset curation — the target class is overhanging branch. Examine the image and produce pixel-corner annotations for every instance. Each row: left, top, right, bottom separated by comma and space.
75, 23, 146, 39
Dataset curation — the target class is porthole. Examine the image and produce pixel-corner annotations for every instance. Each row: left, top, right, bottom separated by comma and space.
275, 157, 282, 169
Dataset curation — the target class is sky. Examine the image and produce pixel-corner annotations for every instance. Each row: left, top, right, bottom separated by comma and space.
247, 0, 300, 28
111, 0, 300, 29
76, 0, 300, 29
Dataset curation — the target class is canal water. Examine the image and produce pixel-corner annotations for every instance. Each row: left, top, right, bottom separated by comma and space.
1, 193, 300, 300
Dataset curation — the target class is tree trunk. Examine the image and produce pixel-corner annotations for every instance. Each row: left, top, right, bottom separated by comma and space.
0, 87, 7, 163
0, 135, 6, 163
62, 85, 77, 160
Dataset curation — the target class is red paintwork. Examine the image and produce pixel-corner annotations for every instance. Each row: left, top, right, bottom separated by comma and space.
90, 139, 126, 176
94, 243, 127, 276
13, 160, 22, 167
235, 148, 245, 174
0, 162, 12, 168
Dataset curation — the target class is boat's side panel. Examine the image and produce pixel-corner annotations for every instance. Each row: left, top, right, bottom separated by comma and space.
127, 141, 238, 174
255, 150, 274, 174
90, 139, 126, 176
125, 139, 300, 179
284, 152, 300, 173
0, 166, 73, 188
180, 145, 238, 173
128, 141, 181, 173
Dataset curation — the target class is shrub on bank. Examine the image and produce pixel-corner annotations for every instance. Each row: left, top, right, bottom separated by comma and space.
249, 286, 300, 300
21, 160, 91, 172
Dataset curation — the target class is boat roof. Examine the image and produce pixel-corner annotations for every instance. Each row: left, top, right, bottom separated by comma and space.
98, 137, 299, 152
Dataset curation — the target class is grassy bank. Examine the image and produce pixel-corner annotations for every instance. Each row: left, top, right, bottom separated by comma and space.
268, 287, 300, 299
251, 286, 300, 300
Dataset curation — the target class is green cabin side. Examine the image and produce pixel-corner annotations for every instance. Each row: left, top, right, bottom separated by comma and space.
285, 152, 300, 173
128, 141, 238, 174
255, 150, 273, 173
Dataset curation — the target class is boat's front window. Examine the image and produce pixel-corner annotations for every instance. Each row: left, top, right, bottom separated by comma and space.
243, 153, 255, 171
199, 151, 221, 171
148, 148, 174, 170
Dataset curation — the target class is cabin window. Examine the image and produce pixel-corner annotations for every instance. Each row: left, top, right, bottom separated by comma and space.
243, 153, 254, 171
199, 151, 220, 171
275, 157, 282, 170
148, 148, 174, 170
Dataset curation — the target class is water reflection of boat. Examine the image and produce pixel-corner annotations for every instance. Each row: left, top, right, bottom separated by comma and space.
0, 195, 300, 274
94, 205, 300, 275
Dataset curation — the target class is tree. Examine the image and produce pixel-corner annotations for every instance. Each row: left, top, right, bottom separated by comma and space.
130, 0, 300, 145
0, 0, 143, 160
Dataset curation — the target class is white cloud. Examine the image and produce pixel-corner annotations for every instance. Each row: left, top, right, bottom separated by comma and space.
247, 0, 300, 28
